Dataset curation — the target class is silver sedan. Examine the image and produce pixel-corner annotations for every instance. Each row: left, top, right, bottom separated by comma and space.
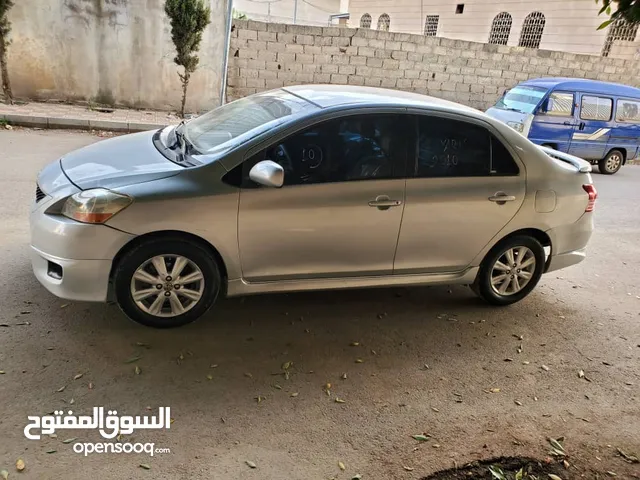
30, 85, 596, 328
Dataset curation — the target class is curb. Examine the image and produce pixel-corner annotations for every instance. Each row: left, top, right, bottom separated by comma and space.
0, 113, 167, 133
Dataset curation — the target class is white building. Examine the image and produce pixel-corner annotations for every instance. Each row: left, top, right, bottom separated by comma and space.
233, 0, 344, 26
347, 0, 639, 59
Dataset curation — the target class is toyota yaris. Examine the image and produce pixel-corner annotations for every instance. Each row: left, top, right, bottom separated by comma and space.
30, 85, 596, 328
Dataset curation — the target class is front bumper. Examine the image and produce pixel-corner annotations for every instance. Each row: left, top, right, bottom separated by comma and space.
31, 246, 115, 302
30, 203, 135, 302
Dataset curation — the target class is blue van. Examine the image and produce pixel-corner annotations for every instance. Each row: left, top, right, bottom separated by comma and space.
486, 77, 640, 174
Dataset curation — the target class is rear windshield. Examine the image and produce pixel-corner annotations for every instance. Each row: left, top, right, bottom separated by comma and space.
494, 86, 547, 114
184, 90, 316, 154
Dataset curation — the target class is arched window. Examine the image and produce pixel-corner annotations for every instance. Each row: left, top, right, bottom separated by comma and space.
488, 12, 512, 45
424, 15, 439, 36
518, 11, 545, 48
602, 19, 639, 57
360, 13, 372, 29
377, 13, 390, 32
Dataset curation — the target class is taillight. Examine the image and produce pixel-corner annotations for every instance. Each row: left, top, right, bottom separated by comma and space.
583, 184, 597, 212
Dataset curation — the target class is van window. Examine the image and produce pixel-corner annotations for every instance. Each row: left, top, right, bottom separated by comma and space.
580, 96, 613, 121
545, 92, 574, 116
615, 99, 640, 123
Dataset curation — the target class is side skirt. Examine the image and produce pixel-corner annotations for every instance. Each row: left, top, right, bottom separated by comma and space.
226, 267, 480, 297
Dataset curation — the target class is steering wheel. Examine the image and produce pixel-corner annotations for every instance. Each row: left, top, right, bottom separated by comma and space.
272, 143, 293, 173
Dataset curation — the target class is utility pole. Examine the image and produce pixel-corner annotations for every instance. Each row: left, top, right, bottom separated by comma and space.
293, 0, 298, 24
220, 0, 234, 105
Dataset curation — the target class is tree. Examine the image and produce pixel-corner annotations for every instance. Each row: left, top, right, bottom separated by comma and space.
0, 0, 14, 104
596, 0, 640, 29
165, 0, 211, 118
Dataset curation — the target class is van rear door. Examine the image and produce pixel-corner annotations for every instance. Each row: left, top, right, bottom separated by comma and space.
568, 93, 614, 160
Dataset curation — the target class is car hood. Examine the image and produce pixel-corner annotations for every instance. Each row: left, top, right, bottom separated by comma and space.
60, 130, 183, 190
485, 107, 531, 125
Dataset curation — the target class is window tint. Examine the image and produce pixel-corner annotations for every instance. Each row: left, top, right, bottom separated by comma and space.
615, 99, 640, 123
545, 92, 574, 116
243, 114, 406, 187
415, 116, 518, 177
580, 96, 612, 121
491, 136, 520, 175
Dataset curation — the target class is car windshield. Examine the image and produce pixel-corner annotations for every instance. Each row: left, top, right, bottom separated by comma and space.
182, 90, 314, 155
494, 86, 547, 114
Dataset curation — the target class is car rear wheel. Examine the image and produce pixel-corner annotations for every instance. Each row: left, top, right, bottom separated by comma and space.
598, 150, 623, 175
114, 238, 221, 328
473, 235, 545, 306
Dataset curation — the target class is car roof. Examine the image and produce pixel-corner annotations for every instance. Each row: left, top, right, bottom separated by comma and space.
283, 84, 480, 113
519, 77, 640, 98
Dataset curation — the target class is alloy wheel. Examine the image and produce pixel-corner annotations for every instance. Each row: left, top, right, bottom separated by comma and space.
130, 255, 205, 317
606, 153, 622, 172
490, 246, 536, 296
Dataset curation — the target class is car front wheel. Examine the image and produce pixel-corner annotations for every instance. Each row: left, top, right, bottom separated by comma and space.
473, 235, 545, 306
114, 238, 221, 328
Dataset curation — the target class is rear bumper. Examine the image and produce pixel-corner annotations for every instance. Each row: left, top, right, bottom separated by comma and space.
31, 246, 113, 302
545, 212, 593, 273
546, 247, 586, 273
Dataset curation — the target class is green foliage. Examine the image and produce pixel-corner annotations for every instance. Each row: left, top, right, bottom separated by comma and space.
596, 0, 640, 28
0, 0, 13, 42
165, 0, 211, 74
0, 0, 14, 103
164, 0, 211, 116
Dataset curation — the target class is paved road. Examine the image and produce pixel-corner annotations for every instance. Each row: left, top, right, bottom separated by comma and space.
0, 129, 638, 479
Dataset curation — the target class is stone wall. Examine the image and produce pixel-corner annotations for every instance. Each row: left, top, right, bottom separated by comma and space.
8, 0, 227, 112
227, 20, 640, 111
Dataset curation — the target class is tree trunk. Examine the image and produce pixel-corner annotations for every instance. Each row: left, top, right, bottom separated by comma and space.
180, 70, 190, 118
0, 40, 12, 105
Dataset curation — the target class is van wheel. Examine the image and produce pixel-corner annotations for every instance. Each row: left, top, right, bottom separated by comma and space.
114, 238, 221, 328
599, 150, 623, 175
472, 235, 545, 306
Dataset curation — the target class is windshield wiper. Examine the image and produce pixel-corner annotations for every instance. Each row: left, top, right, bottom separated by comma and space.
170, 121, 190, 162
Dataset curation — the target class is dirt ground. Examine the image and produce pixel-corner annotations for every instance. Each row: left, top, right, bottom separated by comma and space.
0, 129, 638, 479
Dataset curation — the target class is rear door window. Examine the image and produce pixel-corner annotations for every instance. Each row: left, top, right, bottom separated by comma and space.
414, 116, 519, 177
615, 99, 640, 123
580, 95, 613, 121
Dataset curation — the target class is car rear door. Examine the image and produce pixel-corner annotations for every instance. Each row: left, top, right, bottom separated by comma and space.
393, 113, 525, 274
235, 112, 410, 282
569, 93, 614, 160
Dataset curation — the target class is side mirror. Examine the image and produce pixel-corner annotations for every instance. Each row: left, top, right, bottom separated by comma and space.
538, 98, 550, 114
249, 160, 284, 188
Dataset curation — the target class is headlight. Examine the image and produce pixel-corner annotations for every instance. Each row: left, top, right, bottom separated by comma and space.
62, 188, 133, 224
507, 121, 524, 133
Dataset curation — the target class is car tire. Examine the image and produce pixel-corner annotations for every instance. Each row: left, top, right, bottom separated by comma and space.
598, 150, 623, 175
473, 235, 545, 306
113, 237, 221, 328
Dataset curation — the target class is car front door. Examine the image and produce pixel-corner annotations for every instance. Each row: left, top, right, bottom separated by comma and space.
393, 113, 525, 274
528, 90, 576, 152
235, 113, 409, 282
569, 94, 614, 160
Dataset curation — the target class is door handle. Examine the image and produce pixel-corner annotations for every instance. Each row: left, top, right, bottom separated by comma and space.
488, 193, 516, 205
563, 121, 572, 126
578, 122, 586, 130
368, 195, 402, 210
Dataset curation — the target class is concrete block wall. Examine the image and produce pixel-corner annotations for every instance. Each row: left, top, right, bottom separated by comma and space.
227, 20, 640, 111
